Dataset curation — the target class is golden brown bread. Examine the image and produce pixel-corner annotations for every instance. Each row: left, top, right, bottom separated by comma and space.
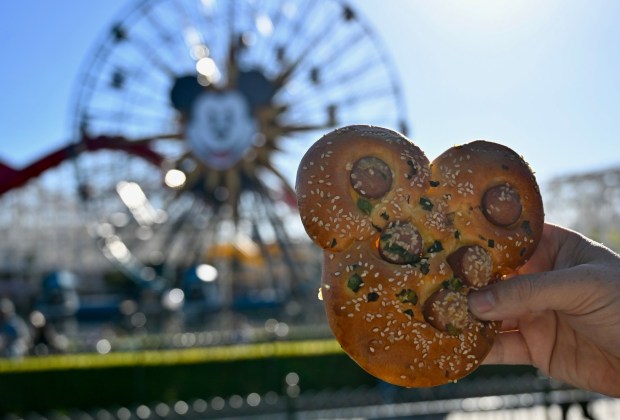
296, 125, 544, 387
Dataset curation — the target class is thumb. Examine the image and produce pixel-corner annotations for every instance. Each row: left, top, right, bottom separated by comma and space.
468, 267, 590, 320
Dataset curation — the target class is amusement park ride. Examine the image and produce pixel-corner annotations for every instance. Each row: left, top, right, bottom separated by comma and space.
0, 0, 409, 323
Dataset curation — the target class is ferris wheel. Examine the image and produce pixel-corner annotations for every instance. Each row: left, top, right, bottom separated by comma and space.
68, 0, 409, 310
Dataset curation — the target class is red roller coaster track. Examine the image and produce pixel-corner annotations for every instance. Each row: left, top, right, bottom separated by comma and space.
0, 135, 166, 197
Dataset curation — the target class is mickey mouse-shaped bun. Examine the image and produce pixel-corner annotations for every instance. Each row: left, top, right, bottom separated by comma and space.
296, 125, 544, 387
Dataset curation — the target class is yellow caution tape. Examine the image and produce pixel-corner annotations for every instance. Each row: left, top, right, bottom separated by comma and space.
0, 339, 343, 373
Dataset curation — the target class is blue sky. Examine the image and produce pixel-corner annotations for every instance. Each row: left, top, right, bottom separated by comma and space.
1, 0, 619, 185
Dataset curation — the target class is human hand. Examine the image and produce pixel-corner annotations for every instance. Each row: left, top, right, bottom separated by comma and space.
468, 223, 620, 397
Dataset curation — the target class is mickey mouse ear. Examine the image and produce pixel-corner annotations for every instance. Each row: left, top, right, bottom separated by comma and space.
170, 75, 204, 115
237, 69, 276, 110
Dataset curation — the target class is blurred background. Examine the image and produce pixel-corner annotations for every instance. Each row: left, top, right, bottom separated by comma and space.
0, 0, 619, 418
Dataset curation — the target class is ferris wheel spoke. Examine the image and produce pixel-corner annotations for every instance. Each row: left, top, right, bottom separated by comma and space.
85, 133, 183, 147
82, 106, 179, 133
250, 196, 289, 287
288, 78, 398, 118
129, 20, 187, 73
173, 0, 224, 76
275, 96, 338, 122
82, 107, 171, 124
243, 0, 280, 66
281, 35, 392, 97
81, 73, 175, 112
254, 190, 303, 296
100, 68, 173, 102
285, 29, 371, 87
97, 87, 172, 117
273, 3, 352, 89
181, 213, 219, 269
325, 62, 391, 93
197, 210, 222, 262
249, 228, 279, 289
339, 84, 400, 107
301, 48, 387, 95
260, 162, 298, 206
268, 1, 314, 61
281, 60, 391, 114
142, 7, 191, 63
273, 39, 387, 112
108, 24, 179, 79
165, 221, 207, 271
263, 122, 336, 140
147, 197, 205, 269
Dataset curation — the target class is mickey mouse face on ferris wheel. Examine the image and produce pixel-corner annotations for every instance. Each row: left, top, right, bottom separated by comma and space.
186, 90, 258, 170
170, 70, 275, 170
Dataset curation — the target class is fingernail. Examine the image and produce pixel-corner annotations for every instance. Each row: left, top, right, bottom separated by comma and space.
469, 290, 495, 314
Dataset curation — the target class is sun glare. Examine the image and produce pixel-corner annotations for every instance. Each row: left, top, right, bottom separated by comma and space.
445, 0, 544, 25
419, 0, 559, 34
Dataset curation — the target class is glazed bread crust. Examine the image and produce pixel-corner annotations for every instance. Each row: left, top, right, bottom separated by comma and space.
296, 125, 544, 387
